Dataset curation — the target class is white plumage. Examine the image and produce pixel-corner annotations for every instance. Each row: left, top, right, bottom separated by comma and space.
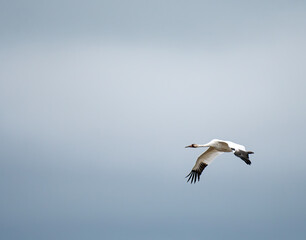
185, 139, 254, 184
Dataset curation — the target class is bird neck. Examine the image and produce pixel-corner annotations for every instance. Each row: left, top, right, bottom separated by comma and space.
197, 144, 210, 148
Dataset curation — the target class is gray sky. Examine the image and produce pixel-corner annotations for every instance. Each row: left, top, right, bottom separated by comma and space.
1, 1, 306, 239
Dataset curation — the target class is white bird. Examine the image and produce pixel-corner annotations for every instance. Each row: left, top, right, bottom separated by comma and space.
185, 139, 254, 183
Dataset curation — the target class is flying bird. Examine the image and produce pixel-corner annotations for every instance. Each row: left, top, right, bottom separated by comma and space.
185, 139, 254, 183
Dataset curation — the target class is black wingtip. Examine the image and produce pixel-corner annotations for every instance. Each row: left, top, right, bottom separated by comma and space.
234, 150, 253, 165
186, 171, 199, 184
242, 157, 252, 165
186, 163, 207, 184
186, 172, 192, 183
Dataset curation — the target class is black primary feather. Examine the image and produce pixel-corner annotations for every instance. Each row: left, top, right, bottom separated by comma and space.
234, 150, 254, 165
186, 162, 208, 184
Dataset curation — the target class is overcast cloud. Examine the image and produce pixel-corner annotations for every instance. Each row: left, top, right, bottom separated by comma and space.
0, 1, 306, 239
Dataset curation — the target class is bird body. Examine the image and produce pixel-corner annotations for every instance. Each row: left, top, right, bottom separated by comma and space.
185, 139, 254, 183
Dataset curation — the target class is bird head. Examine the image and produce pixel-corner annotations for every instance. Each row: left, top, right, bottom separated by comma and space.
185, 144, 199, 148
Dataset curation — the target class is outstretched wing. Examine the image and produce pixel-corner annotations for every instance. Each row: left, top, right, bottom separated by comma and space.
186, 147, 222, 184
233, 150, 254, 165
225, 141, 254, 165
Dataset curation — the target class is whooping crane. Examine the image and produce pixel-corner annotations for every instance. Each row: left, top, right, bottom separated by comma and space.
185, 139, 254, 184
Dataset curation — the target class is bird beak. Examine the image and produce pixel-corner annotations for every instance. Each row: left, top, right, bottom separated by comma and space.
185, 145, 192, 148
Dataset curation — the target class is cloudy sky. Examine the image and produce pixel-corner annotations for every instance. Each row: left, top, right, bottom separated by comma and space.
1, 1, 306, 239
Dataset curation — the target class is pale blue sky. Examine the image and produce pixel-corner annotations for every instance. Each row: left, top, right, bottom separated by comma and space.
1, 1, 306, 239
